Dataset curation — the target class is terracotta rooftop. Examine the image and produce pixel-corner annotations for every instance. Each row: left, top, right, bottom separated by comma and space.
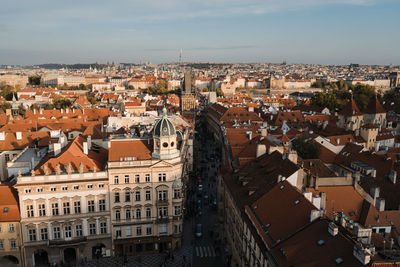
246, 180, 317, 247
364, 97, 386, 114
271, 219, 362, 266
339, 99, 362, 117
307, 186, 364, 221
109, 139, 153, 162
34, 136, 108, 175
0, 186, 20, 222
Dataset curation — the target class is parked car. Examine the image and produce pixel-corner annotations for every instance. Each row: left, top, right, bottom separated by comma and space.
195, 224, 203, 237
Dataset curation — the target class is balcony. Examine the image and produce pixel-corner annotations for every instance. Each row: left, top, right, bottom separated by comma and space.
156, 199, 169, 206
48, 236, 87, 247
156, 217, 169, 224
173, 215, 183, 221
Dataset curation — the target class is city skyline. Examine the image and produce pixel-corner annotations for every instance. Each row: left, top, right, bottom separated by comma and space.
1, 0, 400, 65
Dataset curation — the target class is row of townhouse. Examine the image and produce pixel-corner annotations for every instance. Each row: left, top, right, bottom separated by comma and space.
0, 108, 193, 267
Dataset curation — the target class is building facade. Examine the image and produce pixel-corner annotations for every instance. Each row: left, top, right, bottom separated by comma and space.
107, 108, 192, 256
15, 137, 112, 267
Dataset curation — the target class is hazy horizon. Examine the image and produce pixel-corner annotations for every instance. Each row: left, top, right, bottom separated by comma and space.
1, 0, 400, 65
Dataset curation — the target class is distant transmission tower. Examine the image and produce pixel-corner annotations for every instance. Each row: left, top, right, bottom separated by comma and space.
179, 48, 183, 65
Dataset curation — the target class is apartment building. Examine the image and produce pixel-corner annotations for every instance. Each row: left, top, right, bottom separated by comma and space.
15, 136, 111, 267
0, 186, 23, 266
108, 108, 192, 256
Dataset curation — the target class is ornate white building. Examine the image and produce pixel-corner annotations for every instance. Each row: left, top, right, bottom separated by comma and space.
108, 108, 193, 255
15, 136, 112, 267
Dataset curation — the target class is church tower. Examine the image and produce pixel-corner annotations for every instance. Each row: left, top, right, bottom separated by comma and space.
11, 94, 19, 119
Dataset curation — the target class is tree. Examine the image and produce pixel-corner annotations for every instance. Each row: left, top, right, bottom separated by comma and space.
86, 94, 97, 105
216, 88, 224, 97
0, 84, 15, 100
28, 75, 41, 86
0, 102, 11, 111
311, 92, 338, 111
52, 97, 71, 109
352, 83, 375, 111
292, 136, 321, 159
128, 85, 134, 90
383, 88, 400, 106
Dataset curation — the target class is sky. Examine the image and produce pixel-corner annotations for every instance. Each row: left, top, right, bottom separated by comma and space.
0, 0, 399, 65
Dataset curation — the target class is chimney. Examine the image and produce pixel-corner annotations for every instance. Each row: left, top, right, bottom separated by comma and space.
246, 131, 252, 140
320, 192, 327, 211
256, 144, 266, 158
33, 109, 36, 114
260, 128, 267, 137
16, 132, 22, 140
0, 132, 5, 141
370, 186, 380, 205
376, 198, 385, 212
83, 142, 88, 155
66, 108, 69, 114
60, 109, 64, 114
39, 108, 43, 114
54, 143, 62, 156
87, 135, 92, 150
328, 222, 338, 236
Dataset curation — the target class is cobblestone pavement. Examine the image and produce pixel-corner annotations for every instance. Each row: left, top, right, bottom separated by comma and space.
84, 216, 195, 267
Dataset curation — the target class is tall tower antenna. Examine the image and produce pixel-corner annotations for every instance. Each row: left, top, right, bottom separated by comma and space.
179, 48, 182, 65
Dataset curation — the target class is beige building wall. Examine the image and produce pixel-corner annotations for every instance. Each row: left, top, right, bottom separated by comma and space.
0, 222, 24, 266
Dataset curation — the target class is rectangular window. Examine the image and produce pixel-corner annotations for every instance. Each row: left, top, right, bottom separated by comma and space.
99, 184, 104, 188
124, 175, 129, 184
10, 240, 16, 249
27, 205, 34, 217
53, 227, 61, 239
135, 191, 141, 201
146, 190, 151, 200
158, 173, 162, 182
159, 207, 168, 217
126, 226, 132, 236
37, 188, 43, 192
87, 184, 93, 189
146, 208, 151, 218
136, 226, 142, 236
135, 174, 140, 183
114, 176, 119, 184
76, 225, 83, 237
40, 228, 48, 240
25, 189, 31, 193
145, 174, 150, 182
88, 200, 95, 212
29, 229, 37, 241
158, 191, 167, 200
146, 225, 152, 235
51, 187, 56, 192
0, 240, 3, 249
73, 185, 79, 190
136, 209, 141, 219
115, 227, 121, 237
114, 192, 120, 203
5, 154, 10, 162
115, 210, 121, 221
162, 173, 166, 181
126, 210, 131, 220
89, 223, 96, 235
52, 203, 59, 216
74, 201, 81, 214
63, 202, 70, 214
62, 186, 68, 191
174, 189, 181, 199
125, 191, 131, 202
0, 225, 2, 232
8, 224, 15, 232
65, 226, 72, 238
174, 206, 181, 216
100, 222, 107, 234
159, 224, 167, 234
99, 199, 106, 211
38, 204, 46, 217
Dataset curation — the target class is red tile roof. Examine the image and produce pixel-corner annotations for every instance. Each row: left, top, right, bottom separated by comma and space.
0, 186, 20, 222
